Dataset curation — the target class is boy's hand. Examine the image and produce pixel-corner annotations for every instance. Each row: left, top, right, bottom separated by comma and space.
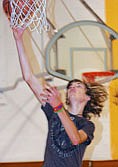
40, 84, 62, 108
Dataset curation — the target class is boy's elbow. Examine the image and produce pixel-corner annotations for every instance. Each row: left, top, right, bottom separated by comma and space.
71, 137, 80, 145
71, 134, 84, 145
72, 141, 79, 145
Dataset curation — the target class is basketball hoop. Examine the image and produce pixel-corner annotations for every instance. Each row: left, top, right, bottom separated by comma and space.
3, 0, 49, 33
82, 71, 115, 83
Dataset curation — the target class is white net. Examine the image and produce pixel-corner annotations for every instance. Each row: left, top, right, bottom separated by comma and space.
10, 0, 49, 33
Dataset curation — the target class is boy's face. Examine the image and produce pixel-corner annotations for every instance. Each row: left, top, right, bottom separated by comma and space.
67, 81, 88, 103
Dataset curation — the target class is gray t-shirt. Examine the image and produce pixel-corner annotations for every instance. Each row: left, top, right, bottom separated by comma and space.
41, 103, 95, 167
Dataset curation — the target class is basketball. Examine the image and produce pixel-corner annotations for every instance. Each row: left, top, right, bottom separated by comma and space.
3, 0, 12, 20
3, 0, 33, 20
2, 0, 47, 32
15, 0, 33, 17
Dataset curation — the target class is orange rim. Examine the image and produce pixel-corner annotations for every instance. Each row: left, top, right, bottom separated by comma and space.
82, 71, 115, 82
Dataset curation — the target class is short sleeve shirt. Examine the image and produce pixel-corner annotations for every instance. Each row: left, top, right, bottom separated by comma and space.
41, 103, 95, 167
